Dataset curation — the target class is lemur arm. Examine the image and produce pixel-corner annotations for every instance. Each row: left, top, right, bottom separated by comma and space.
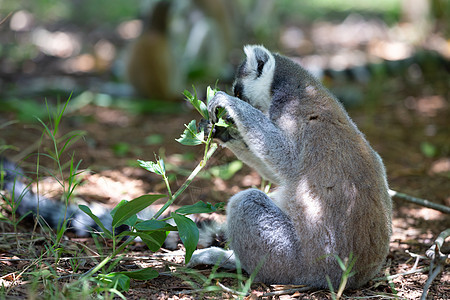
209, 92, 295, 181
222, 136, 280, 184
208, 118, 279, 183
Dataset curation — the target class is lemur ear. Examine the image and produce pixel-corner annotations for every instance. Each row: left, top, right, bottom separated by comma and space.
243, 45, 273, 78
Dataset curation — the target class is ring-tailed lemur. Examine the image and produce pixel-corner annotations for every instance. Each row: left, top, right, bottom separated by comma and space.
0, 157, 226, 250
188, 45, 392, 289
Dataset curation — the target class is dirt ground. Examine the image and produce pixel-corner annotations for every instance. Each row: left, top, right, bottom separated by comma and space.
0, 11, 449, 299
1, 79, 449, 299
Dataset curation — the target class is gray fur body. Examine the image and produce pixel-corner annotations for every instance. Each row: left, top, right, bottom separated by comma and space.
189, 45, 392, 289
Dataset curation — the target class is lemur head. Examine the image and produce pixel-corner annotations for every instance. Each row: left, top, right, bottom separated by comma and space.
233, 45, 324, 116
232, 45, 276, 114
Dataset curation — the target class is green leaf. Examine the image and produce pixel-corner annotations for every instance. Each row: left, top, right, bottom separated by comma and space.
97, 268, 158, 291
139, 230, 168, 252
216, 107, 229, 120
171, 212, 199, 263
215, 117, 231, 128
110, 200, 138, 227
138, 159, 165, 176
335, 255, 347, 271
209, 160, 243, 180
206, 86, 217, 105
115, 230, 167, 252
96, 273, 130, 291
112, 142, 130, 157
112, 194, 166, 227
78, 205, 112, 238
116, 267, 159, 280
175, 201, 223, 215
184, 88, 209, 119
145, 134, 164, 145
175, 120, 204, 146
420, 142, 437, 158
135, 219, 177, 231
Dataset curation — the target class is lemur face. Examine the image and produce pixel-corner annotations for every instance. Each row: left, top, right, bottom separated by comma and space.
232, 45, 275, 114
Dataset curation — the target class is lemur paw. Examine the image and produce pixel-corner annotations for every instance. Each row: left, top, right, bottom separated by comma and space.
199, 118, 213, 136
208, 91, 232, 124
187, 247, 237, 270
200, 118, 237, 143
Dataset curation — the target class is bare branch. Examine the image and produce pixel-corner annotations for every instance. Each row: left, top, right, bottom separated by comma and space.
373, 267, 429, 282
216, 281, 248, 297
261, 286, 313, 297
421, 228, 450, 300
389, 190, 450, 214
425, 228, 450, 259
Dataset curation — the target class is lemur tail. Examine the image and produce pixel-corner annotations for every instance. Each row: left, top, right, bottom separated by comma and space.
0, 157, 226, 250
0, 156, 114, 236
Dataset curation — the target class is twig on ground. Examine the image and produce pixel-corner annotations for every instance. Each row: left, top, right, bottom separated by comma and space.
373, 229, 449, 299
216, 281, 248, 297
373, 267, 429, 282
421, 228, 450, 300
405, 250, 427, 270
425, 228, 450, 260
261, 286, 314, 297
389, 189, 450, 214
0, 255, 106, 262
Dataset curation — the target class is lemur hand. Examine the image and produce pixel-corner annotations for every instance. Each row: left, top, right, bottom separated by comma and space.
206, 92, 239, 143
208, 92, 234, 124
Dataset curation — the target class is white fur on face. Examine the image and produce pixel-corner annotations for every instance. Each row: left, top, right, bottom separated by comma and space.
241, 45, 275, 114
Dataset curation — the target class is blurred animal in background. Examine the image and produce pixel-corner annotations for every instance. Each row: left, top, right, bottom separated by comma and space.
125, 0, 277, 100
126, 0, 236, 100
126, 1, 177, 100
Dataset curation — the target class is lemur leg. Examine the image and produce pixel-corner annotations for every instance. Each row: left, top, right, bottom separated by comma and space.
226, 188, 302, 284
189, 188, 302, 284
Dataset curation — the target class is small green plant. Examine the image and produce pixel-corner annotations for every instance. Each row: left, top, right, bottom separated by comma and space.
0, 169, 33, 238
0, 97, 86, 247
177, 254, 266, 298
35, 97, 86, 246
0, 123, 29, 237
326, 253, 357, 300
75, 86, 228, 292
1, 86, 233, 298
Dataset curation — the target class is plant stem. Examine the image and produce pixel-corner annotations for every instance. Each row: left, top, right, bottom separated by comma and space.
162, 173, 173, 199
203, 123, 216, 162
152, 143, 218, 220
76, 116, 219, 284
80, 236, 136, 280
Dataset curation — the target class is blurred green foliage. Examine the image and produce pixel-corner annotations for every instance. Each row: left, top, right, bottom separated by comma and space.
1, 0, 403, 28
1, 0, 140, 26
279, 0, 401, 22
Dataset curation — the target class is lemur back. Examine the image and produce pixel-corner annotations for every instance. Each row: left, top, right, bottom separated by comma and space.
189, 45, 392, 289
